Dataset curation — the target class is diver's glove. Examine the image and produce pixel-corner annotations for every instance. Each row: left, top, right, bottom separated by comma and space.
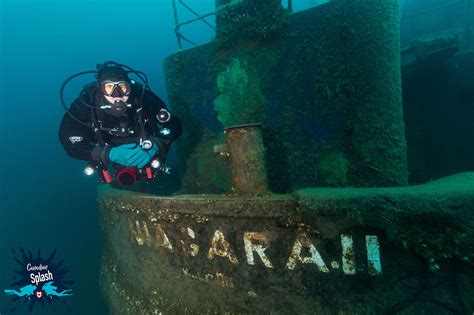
109, 143, 137, 166
108, 143, 141, 167
136, 143, 159, 169
108, 143, 159, 168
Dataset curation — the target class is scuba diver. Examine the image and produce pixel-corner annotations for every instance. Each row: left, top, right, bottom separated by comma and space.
58, 61, 182, 186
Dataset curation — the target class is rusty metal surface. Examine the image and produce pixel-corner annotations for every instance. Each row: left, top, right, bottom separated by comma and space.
223, 124, 269, 196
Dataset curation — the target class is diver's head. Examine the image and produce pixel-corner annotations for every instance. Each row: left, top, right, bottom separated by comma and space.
96, 62, 132, 115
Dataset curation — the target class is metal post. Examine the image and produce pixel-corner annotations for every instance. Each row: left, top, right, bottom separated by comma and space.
222, 124, 269, 196
172, 0, 182, 50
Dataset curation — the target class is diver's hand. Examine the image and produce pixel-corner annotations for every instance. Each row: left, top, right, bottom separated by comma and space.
108, 143, 159, 168
136, 143, 159, 169
108, 143, 141, 167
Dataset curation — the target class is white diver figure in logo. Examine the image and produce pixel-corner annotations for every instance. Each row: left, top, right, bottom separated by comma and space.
42, 281, 73, 298
4, 284, 37, 299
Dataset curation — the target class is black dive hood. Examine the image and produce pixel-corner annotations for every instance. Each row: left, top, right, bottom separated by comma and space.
59, 61, 149, 129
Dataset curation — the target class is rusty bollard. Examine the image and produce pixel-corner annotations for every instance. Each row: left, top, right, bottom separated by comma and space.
214, 123, 269, 195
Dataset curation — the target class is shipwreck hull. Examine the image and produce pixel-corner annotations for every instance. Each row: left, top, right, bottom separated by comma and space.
99, 173, 474, 314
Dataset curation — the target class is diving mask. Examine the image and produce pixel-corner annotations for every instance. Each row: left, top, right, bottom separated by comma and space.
100, 80, 131, 97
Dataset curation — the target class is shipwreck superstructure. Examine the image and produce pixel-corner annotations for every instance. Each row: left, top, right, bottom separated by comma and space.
99, 1, 474, 313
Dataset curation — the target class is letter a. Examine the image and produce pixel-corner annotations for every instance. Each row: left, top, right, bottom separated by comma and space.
208, 230, 238, 264
286, 232, 329, 272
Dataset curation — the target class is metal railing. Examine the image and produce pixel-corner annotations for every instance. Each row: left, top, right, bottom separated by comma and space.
171, 0, 293, 50
172, 0, 216, 50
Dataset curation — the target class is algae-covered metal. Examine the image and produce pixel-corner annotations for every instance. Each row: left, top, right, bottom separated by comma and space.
99, 173, 474, 314
165, 0, 407, 192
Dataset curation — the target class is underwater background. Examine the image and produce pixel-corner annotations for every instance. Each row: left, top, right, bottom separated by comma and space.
1, 0, 473, 314
0, 1, 217, 313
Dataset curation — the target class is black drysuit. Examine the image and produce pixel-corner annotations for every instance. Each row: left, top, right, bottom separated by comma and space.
58, 83, 182, 165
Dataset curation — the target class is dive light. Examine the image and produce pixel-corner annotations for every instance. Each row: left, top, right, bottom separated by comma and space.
150, 159, 161, 169
84, 165, 95, 176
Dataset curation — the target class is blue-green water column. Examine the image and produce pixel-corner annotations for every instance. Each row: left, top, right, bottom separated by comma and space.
334, 0, 408, 186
